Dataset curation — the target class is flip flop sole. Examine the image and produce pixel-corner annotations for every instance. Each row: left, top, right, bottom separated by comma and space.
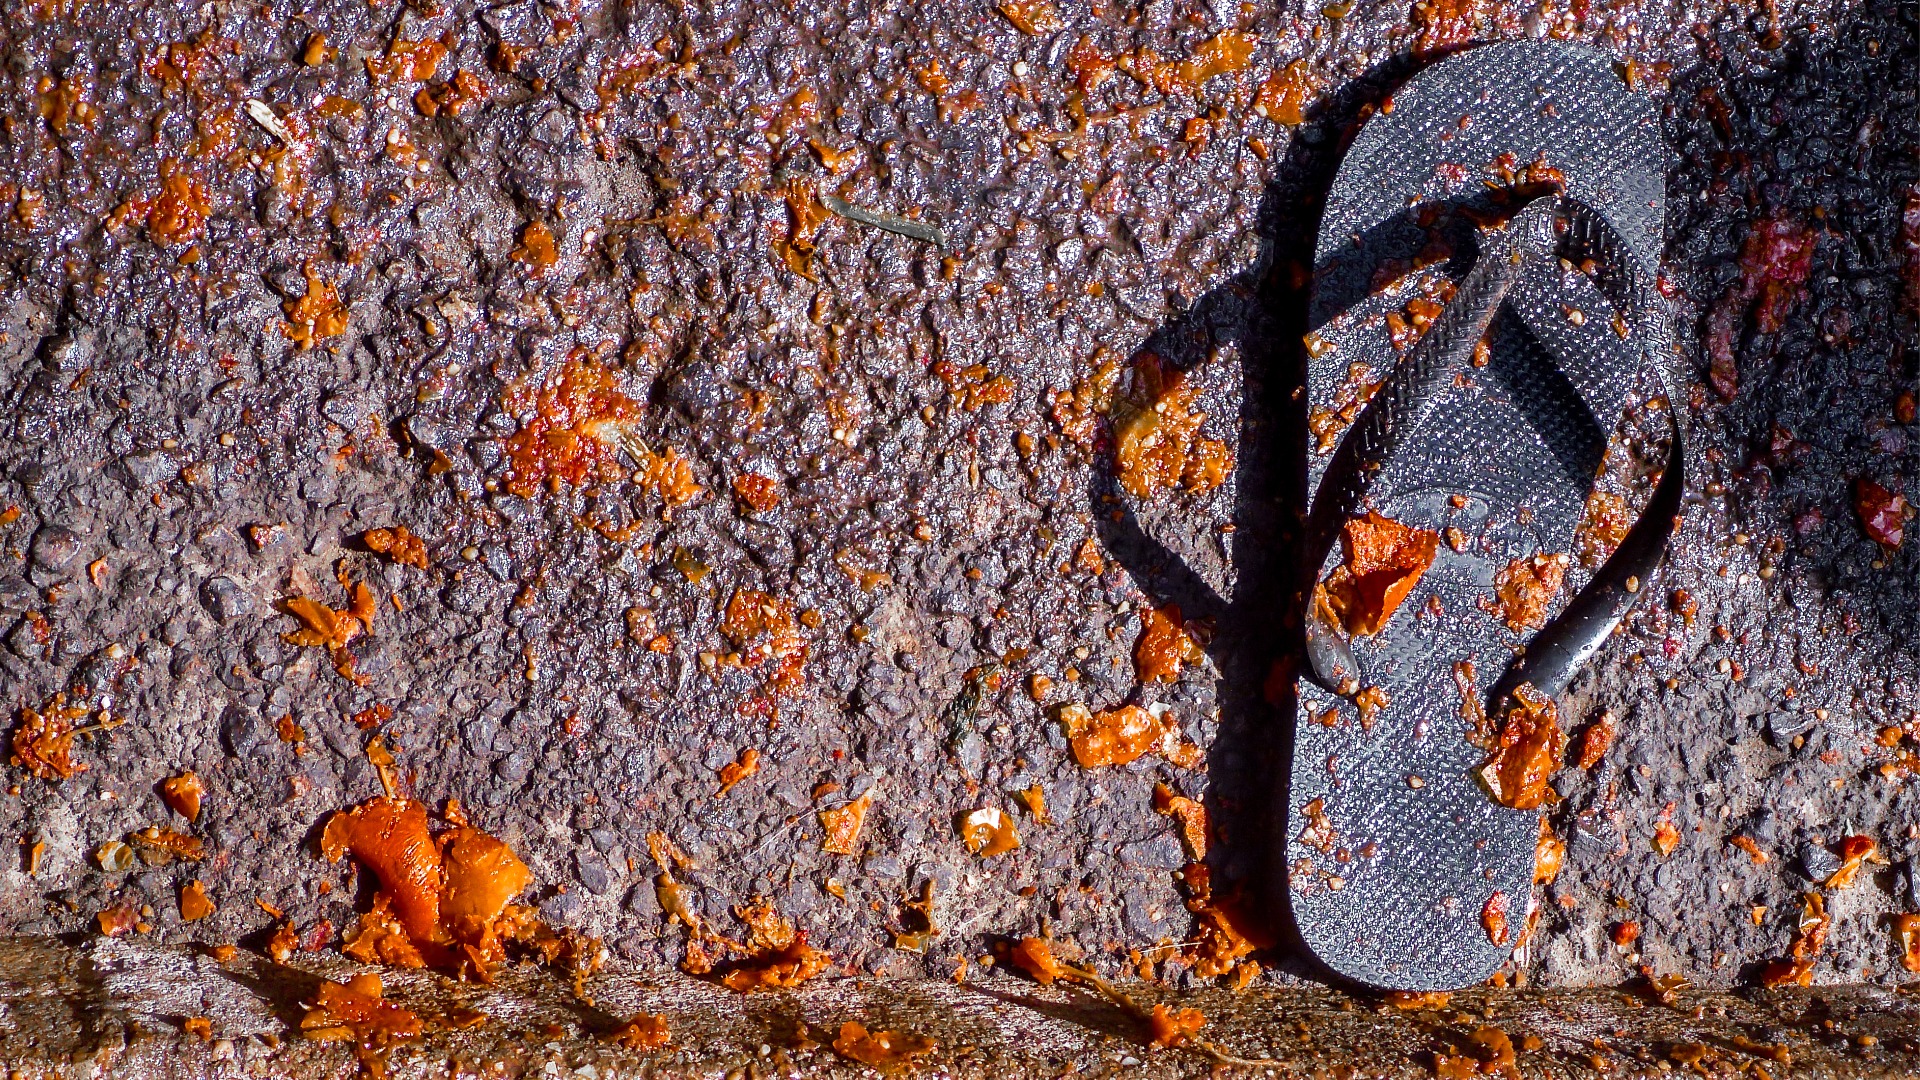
1288, 41, 1667, 991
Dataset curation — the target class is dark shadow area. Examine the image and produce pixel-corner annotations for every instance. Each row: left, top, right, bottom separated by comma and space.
1669, 10, 1920, 649
961, 980, 1147, 1042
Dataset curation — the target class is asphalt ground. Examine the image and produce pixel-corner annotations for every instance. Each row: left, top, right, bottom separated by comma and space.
0, 0, 1915, 1034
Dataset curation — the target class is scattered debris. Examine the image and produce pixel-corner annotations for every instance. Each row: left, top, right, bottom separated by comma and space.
832, 1021, 937, 1071
820, 193, 946, 249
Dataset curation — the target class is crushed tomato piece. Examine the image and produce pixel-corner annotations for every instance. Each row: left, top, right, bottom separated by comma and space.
1318, 511, 1438, 636
820, 792, 873, 856
606, 1013, 670, 1050
1823, 834, 1881, 890
1057, 703, 1201, 769
97, 903, 139, 938
1729, 835, 1769, 864
180, 880, 216, 921
320, 796, 533, 976
720, 590, 808, 694
1486, 553, 1567, 633
1534, 819, 1566, 886
1652, 821, 1680, 857
995, 0, 1061, 33
1759, 892, 1829, 987
1434, 1026, 1517, 1079
501, 355, 645, 497
832, 1021, 937, 1071
1576, 488, 1633, 567
1255, 60, 1314, 126
1152, 782, 1208, 861
282, 262, 348, 350
715, 748, 760, 796
365, 40, 446, 86
363, 526, 429, 569
1307, 362, 1380, 454
1893, 913, 1920, 974
716, 934, 832, 992
1481, 891, 1510, 946
301, 973, 423, 1047
958, 807, 1021, 857
1133, 603, 1204, 683
10, 695, 89, 780
1453, 660, 1491, 745
1146, 1003, 1206, 1048
510, 221, 558, 273
1739, 216, 1818, 335
1180, 863, 1262, 978
282, 584, 377, 685
1856, 479, 1906, 550
161, 771, 205, 821
731, 473, 782, 513
1574, 710, 1616, 770
1477, 683, 1563, 810
1110, 353, 1233, 498
133, 825, 204, 863
1007, 936, 1068, 984
1049, 355, 1120, 453
1120, 32, 1256, 94
1385, 990, 1452, 1010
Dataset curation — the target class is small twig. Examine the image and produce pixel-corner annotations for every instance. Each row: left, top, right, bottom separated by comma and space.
820, 195, 946, 249
73, 716, 126, 737
244, 99, 295, 145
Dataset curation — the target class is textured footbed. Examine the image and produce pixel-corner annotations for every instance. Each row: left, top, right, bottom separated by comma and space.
1286, 41, 1668, 991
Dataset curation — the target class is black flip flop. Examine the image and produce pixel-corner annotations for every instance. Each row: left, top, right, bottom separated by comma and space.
1285, 41, 1683, 990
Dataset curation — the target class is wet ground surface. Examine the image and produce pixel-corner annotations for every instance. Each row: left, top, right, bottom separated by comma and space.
0, 0, 1917, 1033
9, 937, 1920, 1077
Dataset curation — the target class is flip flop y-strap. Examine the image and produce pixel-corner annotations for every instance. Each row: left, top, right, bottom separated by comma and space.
1304, 195, 1682, 700
1492, 199, 1684, 700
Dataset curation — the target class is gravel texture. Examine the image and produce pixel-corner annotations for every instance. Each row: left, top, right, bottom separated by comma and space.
0, 0, 1915, 1007
8, 937, 1920, 1077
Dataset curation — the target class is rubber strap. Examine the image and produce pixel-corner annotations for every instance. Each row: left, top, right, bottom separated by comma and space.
1303, 195, 1682, 699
